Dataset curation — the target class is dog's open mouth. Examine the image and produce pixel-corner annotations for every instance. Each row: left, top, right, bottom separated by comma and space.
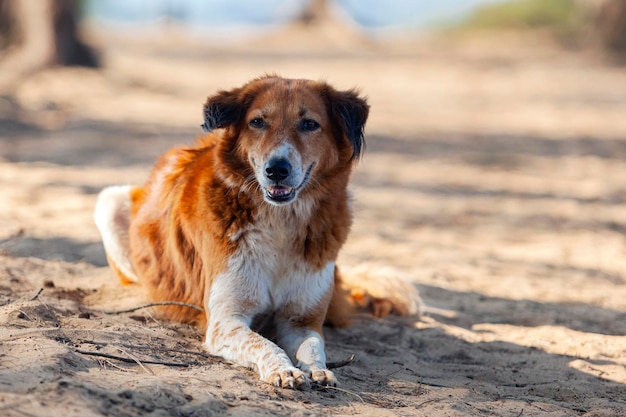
266, 185, 294, 202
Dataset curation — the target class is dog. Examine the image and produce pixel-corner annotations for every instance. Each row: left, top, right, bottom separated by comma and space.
94, 76, 420, 389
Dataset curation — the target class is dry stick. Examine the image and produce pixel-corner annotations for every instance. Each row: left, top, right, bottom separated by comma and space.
79, 340, 212, 359
99, 359, 132, 373
117, 347, 154, 375
74, 349, 190, 368
3, 327, 161, 341
417, 380, 451, 388
130, 346, 211, 359
102, 301, 203, 315
318, 386, 365, 403
416, 397, 447, 408
16, 309, 33, 321
320, 386, 395, 407
29, 288, 44, 301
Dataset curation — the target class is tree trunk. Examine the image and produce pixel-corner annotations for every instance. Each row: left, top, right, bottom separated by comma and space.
0, 0, 98, 92
297, 0, 333, 26
596, 0, 626, 51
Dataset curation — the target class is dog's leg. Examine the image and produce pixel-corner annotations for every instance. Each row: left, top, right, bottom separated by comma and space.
204, 314, 311, 389
274, 268, 337, 386
203, 277, 311, 389
94, 185, 138, 284
276, 320, 336, 387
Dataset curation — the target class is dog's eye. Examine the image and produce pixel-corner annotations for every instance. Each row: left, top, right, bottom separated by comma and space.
300, 119, 320, 132
249, 118, 266, 129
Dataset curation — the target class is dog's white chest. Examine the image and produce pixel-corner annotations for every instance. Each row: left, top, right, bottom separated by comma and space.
213, 204, 333, 316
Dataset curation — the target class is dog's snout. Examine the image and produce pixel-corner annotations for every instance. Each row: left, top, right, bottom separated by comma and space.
265, 158, 292, 182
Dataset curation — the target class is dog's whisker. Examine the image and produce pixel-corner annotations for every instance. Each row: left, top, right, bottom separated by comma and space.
239, 174, 260, 197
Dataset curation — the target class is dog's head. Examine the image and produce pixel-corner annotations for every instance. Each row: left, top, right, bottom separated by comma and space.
203, 76, 369, 206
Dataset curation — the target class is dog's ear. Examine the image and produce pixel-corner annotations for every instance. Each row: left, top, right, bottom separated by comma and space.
327, 88, 370, 161
202, 88, 243, 132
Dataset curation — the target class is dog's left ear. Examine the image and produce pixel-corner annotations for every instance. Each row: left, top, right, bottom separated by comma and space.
202, 88, 243, 132
327, 88, 370, 161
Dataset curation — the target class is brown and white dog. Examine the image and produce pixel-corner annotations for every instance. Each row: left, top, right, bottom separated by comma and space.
94, 76, 419, 389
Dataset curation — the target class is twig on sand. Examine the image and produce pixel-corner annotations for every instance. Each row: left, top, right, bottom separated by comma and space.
416, 397, 447, 408
317, 386, 365, 403
79, 340, 212, 359
74, 349, 191, 368
2, 327, 156, 341
327, 353, 356, 369
29, 288, 44, 301
417, 380, 452, 388
16, 309, 33, 321
102, 301, 203, 315
320, 386, 396, 407
98, 358, 132, 373
117, 347, 154, 375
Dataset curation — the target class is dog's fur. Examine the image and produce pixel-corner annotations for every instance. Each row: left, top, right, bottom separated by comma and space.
94, 76, 419, 389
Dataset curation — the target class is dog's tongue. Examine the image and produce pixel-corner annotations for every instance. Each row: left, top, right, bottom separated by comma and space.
267, 185, 292, 198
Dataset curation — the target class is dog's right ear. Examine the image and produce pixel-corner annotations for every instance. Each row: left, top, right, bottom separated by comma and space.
202, 88, 243, 132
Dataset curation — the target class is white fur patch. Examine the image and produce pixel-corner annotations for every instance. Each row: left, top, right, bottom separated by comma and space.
93, 185, 138, 283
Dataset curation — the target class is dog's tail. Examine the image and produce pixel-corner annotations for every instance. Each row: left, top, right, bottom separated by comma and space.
93, 185, 140, 285
326, 263, 423, 327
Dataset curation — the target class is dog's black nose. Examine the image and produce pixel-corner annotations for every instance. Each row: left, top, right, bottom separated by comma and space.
265, 158, 291, 182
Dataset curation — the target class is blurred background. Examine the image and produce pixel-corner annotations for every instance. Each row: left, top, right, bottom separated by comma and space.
1, 0, 625, 135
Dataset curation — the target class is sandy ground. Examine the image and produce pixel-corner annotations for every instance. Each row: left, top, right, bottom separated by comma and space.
1, 27, 626, 416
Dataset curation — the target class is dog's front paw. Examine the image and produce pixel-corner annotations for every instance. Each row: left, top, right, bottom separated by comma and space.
308, 368, 337, 387
263, 367, 310, 390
